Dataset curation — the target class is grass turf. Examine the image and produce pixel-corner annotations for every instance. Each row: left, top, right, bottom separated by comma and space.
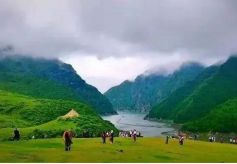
0, 137, 236, 162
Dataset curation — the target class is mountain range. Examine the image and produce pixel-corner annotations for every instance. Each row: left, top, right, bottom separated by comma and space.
147, 56, 237, 133
105, 56, 237, 133
105, 63, 204, 112
0, 55, 117, 140
0, 55, 116, 115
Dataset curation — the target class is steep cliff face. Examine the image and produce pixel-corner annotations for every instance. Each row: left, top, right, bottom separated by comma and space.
105, 63, 204, 112
0, 55, 116, 115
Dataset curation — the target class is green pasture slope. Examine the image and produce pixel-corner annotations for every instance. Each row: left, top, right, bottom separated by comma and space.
0, 90, 118, 139
0, 137, 236, 162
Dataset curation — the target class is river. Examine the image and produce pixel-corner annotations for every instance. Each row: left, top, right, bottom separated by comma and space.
102, 111, 176, 137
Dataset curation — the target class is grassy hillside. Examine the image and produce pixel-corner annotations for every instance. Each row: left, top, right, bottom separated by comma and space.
105, 63, 204, 112
173, 57, 237, 123
147, 56, 237, 133
0, 90, 118, 139
0, 137, 236, 162
147, 65, 218, 119
0, 56, 116, 115
0, 115, 30, 128
182, 97, 237, 132
0, 117, 117, 141
0, 72, 79, 101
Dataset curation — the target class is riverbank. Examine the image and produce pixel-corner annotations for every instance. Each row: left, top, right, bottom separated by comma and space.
102, 112, 176, 137
0, 137, 236, 162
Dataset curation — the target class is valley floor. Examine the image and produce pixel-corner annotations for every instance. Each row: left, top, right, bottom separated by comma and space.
0, 137, 236, 163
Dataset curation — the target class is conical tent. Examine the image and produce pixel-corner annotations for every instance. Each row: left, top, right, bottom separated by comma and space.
61, 109, 79, 119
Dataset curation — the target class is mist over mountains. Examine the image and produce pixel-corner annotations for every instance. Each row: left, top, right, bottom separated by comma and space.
0, 55, 116, 115
105, 62, 205, 112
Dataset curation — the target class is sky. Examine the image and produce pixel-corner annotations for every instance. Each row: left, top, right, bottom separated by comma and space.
0, 0, 237, 92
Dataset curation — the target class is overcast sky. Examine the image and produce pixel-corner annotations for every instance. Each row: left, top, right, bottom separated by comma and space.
0, 0, 237, 92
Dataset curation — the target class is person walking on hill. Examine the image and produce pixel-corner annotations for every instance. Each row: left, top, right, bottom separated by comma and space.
13, 128, 20, 141
63, 130, 73, 151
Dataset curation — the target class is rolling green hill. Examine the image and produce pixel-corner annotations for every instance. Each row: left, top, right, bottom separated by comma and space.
0, 90, 118, 140
146, 65, 219, 120
0, 56, 116, 115
148, 56, 237, 133
182, 97, 237, 133
105, 63, 204, 112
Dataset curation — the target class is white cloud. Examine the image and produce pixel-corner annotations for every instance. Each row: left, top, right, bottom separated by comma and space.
1, 0, 237, 91
61, 54, 152, 92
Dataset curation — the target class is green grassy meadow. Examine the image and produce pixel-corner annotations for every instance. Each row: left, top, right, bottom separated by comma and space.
0, 137, 236, 163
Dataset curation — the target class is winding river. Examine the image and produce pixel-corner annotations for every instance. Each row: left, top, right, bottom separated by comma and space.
102, 111, 176, 137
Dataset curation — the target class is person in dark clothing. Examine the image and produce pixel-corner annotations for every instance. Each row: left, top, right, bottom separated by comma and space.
209, 136, 213, 142
13, 128, 20, 141
109, 130, 114, 144
194, 134, 197, 140
165, 136, 169, 144
63, 130, 73, 151
179, 136, 184, 145
101, 131, 106, 144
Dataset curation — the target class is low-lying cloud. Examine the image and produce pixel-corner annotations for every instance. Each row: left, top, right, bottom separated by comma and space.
0, 0, 237, 92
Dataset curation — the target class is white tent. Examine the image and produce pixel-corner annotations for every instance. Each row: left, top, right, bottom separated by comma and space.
61, 109, 79, 119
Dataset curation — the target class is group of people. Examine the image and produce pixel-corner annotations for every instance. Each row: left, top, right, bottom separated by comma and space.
101, 130, 114, 144
165, 135, 185, 145
229, 137, 237, 144
12, 127, 236, 152
119, 129, 139, 142
119, 129, 141, 138
208, 136, 216, 142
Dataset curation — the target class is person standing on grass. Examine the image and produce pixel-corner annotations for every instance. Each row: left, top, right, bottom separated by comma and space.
165, 135, 169, 144
194, 134, 197, 140
179, 135, 184, 145
101, 131, 106, 144
129, 130, 132, 137
109, 130, 114, 144
63, 129, 73, 151
132, 129, 137, 142
13, 128, 20, 141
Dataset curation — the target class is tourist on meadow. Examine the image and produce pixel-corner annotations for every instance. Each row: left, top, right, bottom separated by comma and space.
129, 130, 132, 137
101, 131, 106, 144
165, 135, 169, 144
109, 130, 114, 144
132, 129, 137, 142
179, 136, 184, 145
209, 136, 213, 142
13, 128, 20, 141
63, 130, 73, 151
194, 134, 197, 140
